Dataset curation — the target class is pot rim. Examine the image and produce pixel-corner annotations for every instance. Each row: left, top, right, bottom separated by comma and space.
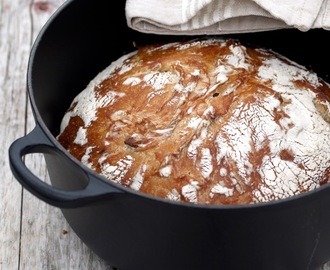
25, 0, 330, 210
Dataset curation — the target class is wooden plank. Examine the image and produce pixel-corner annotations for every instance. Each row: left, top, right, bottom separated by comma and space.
0, 0, 31, 269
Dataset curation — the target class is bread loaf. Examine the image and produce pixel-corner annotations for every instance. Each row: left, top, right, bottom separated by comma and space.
57, 38, 330, 205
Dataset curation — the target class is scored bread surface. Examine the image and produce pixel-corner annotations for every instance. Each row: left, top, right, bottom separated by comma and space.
57, 39, 330, 205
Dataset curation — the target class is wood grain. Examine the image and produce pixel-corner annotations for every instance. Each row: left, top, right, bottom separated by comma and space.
1, 0, 30, 268
0, 0, 329, 269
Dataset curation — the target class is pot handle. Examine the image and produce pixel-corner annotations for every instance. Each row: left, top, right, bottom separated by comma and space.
8, 125, 123, 208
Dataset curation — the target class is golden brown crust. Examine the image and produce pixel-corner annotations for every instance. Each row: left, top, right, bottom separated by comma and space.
58, 38, 330, 205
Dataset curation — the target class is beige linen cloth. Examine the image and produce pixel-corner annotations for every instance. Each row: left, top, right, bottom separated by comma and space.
126, 0, 330, 34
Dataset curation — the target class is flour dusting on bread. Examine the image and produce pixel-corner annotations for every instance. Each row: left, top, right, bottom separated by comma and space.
58, 39, 330, 205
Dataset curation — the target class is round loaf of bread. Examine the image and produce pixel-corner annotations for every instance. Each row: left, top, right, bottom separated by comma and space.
57, 38, 330, 205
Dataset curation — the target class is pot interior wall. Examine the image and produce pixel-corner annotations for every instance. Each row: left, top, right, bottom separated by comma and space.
29, 0, 329, 138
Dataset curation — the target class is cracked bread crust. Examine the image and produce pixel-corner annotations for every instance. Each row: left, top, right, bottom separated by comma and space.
57, 39, 330, 205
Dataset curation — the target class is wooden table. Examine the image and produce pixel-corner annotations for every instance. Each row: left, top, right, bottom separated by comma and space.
0, 1, 330, 269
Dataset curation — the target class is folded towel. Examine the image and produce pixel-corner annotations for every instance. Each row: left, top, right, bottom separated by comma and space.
126, 0, 330, 35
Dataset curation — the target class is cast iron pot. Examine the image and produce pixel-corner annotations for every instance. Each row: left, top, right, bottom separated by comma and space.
8, 1, 330, 269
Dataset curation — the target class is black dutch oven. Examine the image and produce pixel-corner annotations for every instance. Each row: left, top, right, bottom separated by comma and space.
8, 0, 330, 269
